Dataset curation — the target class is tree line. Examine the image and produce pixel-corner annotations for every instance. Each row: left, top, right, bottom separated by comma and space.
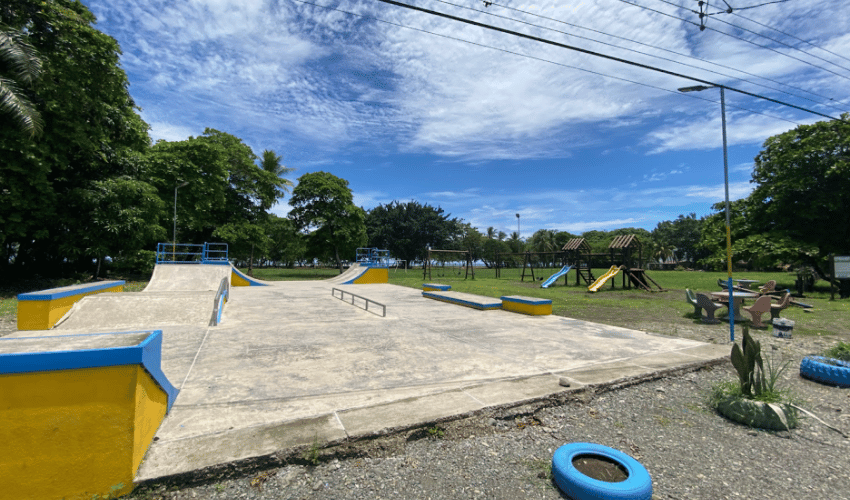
3, 1, 846, 280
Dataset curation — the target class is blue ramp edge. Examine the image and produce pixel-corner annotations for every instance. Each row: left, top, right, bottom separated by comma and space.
542, 265, 572, 288
231, 264, 268, 286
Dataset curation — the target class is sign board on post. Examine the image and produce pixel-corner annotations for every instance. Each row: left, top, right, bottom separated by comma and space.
835, 256, 850, 279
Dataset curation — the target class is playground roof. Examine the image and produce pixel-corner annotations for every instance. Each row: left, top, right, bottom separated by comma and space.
609, 234, 641, 250
562, 238, 591, 252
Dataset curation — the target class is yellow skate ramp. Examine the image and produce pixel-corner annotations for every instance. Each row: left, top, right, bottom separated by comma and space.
588, 265, 623, 292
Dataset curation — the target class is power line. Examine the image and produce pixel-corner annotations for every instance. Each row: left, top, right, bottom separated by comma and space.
730, 10, 850, 66
660, 0, 850, 74
368, 0, 843, 121
287, 0, 805, 126
482, 0, 847, 113
618, 0, 850, 83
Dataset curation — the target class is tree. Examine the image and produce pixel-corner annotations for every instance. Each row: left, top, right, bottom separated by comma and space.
0, 23, 42, 135
264, 215, 305, 267
507, 232, 524, 253
258, 149, 294, 211
652, 214, 704, 265
365, 201, 461, 267
1, 1, 152, 277
747, 114, 850, 273
289, 172, 367, 272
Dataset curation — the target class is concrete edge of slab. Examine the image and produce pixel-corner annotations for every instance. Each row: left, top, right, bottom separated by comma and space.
133, 355, 726, 490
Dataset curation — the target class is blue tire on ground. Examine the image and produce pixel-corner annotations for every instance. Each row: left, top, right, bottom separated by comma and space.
800, 356, 850, 388
552, 443, 652, 500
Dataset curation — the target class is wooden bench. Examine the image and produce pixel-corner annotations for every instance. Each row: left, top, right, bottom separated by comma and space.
17, 280, 125, 330
501, 295, 553, 316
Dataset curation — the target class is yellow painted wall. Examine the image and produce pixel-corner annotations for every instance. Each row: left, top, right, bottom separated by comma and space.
17, 283, 124, 330
231, 270, 251, 286
501, 301, 552, 316
353, 267, 388, 284
0, 364, 167, 500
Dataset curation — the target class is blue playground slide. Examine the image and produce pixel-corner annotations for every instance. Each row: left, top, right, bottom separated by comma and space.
542, 265, 572, 288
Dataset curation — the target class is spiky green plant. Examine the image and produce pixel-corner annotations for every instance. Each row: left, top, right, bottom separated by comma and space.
730, 326, 767, 397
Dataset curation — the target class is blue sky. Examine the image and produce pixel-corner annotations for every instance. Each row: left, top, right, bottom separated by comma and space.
83, 0, 849, 238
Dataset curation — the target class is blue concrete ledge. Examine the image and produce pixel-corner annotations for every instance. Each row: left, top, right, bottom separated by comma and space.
422, 291, 502, 310
500, 295, 552, 305
0, 330, 179, 412
423, 283, 451, 291
17, 281, 126, 301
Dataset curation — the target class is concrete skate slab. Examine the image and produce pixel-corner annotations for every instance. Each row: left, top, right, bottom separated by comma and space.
6, 272, 729, 484
56, 292, 217, 330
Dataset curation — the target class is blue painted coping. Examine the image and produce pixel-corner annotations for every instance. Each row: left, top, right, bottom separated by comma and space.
422, 291, 502, 310
423, 284, 451, 291
0, 330, 179, 412
17, 280, 126, 301
501, 295, 553, 305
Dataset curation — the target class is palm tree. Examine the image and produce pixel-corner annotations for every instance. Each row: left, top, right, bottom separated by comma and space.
508, 231, 523, 253
0, 25, 43, 136
497, 231, 507, 241
259, 149, 295, 210
486, 226, 496, 239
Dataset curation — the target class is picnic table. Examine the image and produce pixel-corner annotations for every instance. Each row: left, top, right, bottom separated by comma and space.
710, 290, 760, 322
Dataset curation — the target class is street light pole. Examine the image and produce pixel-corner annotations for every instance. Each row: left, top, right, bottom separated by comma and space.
679, 84, 735, 342
173, 181, 189, 260
516, 213, 520, 239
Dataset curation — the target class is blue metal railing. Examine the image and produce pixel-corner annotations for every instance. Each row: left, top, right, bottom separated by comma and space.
156, 242, 229, 264
356, 247, 390, 267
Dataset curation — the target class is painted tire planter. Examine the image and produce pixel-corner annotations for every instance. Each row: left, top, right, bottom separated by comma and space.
800, 356, 850, 388
715, 396, 797, 431
552, 443, 652, 500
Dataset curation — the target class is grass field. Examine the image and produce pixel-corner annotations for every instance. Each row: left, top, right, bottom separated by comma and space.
2, 267, 847, 340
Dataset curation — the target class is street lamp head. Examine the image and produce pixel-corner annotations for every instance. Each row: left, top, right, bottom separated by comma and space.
177, 181, 189, 188
678, 85, 716, 93
515, 213, 520, 218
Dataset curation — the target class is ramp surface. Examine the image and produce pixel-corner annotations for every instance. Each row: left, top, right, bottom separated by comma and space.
56, 292, 217, 330
145, 264, 231, 292
325, 263, 367, 284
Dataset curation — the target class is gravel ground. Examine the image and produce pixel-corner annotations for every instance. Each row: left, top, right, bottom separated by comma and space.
128, 328, 850, 500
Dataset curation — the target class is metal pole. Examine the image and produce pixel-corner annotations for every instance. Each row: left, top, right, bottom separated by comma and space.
173, 181, 189, 262
721, 87, 734, 342
173, 185, 178, 261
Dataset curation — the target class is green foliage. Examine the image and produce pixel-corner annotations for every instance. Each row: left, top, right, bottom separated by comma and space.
824, 341, 850, 362
365, 201, 461, 265
303, 434, 321, 465
1, 0, 152, 276
289, 172, 367, 270
264, 215, 306, 267
0, 23, 43, 135
651, 213, 704, 265
749, 114, 850, 264
109, 250, 156, 276
426, 426, 445, 439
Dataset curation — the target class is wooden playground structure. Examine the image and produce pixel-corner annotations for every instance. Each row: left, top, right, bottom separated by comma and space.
421, 234, 665, 292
